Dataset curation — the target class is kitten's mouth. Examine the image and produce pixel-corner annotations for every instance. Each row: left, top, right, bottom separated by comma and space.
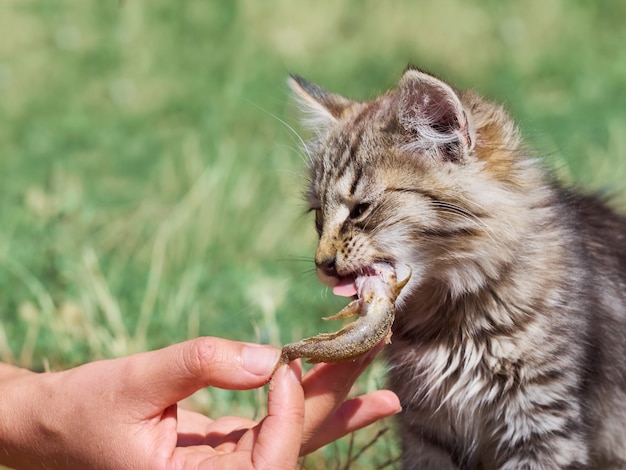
332, 276, 358, 297
331, 263, 397, 298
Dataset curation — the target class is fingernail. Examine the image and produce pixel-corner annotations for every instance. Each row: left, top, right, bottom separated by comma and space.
243, 345, 280, 376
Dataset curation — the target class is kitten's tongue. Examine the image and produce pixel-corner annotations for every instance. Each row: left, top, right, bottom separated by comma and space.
332, 264, 394, 298
332, 277, 358, 297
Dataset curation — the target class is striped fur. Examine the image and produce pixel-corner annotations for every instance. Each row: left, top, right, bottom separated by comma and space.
290, 67, 626, 469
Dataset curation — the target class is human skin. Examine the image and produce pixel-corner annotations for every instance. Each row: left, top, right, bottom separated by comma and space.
0, 337, 400, 470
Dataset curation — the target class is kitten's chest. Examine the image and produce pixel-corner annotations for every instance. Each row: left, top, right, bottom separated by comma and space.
386, 328, 520, 461
387, 304, 525, 415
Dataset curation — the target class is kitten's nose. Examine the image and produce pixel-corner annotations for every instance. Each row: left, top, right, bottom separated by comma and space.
316, 256, 337, 277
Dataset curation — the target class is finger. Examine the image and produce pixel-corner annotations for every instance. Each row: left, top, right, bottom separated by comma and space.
301, 390, 401, 454
176, 408, 214, 436
118, 337, 280, 411
177, 414, 257, 449
247, 362, 305, 469
300, 342, 383, 442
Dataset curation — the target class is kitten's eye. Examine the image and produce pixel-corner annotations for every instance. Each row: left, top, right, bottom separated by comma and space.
350, 203, 371, 220
314, 209, 323, 234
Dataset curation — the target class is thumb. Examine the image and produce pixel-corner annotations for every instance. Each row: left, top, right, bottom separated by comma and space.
121, 337, 280, 410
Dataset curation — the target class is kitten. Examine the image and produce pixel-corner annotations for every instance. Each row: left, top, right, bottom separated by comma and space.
289, 67, 626, 469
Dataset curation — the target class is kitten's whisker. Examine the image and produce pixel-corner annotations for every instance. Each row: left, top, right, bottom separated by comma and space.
275, 143, 312, 166
444, 194, 517, 236
246, 101, 314, 164
429, 200, 500, 246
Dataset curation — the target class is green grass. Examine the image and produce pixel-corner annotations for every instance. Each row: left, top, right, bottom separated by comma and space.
1, 0, 625, 467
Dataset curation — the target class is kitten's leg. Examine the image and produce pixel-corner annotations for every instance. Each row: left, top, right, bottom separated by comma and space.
591, 389, 626, 467
399, 425, 463, 470
401, 439, 459, 470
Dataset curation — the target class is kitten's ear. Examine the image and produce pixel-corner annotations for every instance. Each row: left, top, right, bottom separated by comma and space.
398, 68, 474, 160
288, 74, 354, 130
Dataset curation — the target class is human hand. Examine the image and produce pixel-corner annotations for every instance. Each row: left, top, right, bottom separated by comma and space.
0, 337, 400, 470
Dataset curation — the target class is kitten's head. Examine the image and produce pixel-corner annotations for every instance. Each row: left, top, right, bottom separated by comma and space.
291, 68, 538, 302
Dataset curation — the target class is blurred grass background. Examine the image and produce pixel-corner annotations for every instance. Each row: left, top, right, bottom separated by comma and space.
0, 1, 625, 467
